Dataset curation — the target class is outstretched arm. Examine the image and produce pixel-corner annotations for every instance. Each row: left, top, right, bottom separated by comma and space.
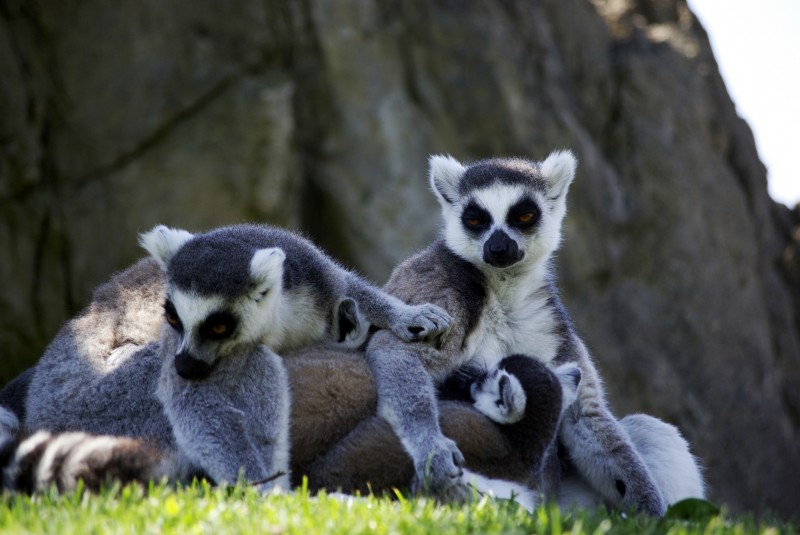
343, 273, 453, 347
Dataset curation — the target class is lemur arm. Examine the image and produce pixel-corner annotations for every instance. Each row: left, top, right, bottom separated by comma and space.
342, 273, 453, 346
366, 331, 467, 500
158, 347, 290, 493
364, 270, 476, 501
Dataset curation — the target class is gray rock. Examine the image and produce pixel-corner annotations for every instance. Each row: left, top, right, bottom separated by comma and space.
0, 0, 797, 516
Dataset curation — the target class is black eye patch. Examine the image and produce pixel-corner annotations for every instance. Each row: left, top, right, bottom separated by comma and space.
163, 300, 184, 333
200, 312, 238, 341
506, 199, 540, 230
461, 201, 492, 235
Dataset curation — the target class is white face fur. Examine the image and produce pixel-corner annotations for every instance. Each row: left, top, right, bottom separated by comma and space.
429, 151, 576, 274
139, 225, 285, 377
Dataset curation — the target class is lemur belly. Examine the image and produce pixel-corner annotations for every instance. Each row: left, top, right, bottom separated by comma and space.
462, 289, 560, 369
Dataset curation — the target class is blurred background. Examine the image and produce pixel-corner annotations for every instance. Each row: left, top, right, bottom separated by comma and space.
1, 0, 798, 517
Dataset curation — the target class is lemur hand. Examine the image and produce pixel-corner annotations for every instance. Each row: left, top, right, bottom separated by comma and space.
392, 304, 453, 348
411, 435, 469, 503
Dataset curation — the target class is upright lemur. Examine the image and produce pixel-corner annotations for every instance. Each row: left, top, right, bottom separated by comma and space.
2, 223, 453, 492
348, 151, 705, 516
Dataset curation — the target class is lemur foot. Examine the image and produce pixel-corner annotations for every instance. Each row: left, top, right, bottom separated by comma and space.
411, 436, 469, 503
392, 304, 453, 348
620, 478, 667, 517
472, 369, 526, 424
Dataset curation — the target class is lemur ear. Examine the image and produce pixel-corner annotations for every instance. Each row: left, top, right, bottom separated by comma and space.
250, 247, 286, 300
331, 297, 370, 348
138, 225, 194, 270
429, 154, 467, 206
540, 150, 577, 200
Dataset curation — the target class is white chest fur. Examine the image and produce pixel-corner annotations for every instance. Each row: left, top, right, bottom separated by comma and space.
462, 278, 561, 368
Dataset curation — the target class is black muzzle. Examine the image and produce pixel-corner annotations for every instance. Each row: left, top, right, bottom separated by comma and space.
174, 351, 215, 380
483, 230, 524, 267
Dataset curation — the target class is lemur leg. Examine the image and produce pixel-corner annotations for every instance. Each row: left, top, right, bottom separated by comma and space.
343, 275, 453, 346
559, 372, 666, 516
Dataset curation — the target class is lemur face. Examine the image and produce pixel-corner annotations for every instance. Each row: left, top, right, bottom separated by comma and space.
429, 151, 576, 271
140, 225, 285, 380
459, 185, 542, 268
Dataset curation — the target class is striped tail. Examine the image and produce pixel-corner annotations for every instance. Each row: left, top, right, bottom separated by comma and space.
1, 430, 169, 493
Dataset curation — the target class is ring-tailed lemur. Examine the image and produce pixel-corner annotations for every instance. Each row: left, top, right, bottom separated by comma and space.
439, 356, 581, 493
359, 151, 704, 516
4, 223, 453, 492
438, 356, 704, 508
291, 348, 577, 508
2, 344, 569, 501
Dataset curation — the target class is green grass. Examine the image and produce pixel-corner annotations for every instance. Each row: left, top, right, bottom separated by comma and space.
0, 480, 793, 535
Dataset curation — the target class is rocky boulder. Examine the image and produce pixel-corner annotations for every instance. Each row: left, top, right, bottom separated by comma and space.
1, 0, 797, 516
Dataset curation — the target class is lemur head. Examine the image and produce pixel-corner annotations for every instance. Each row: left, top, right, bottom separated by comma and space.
139, 225, 285, 381
429, 151, 576, 272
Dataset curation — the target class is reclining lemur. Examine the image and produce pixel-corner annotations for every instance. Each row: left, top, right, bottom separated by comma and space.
1, 223, 453, 492
0, 222, 565, 505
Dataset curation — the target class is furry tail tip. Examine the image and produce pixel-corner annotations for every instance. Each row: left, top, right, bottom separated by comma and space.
2, 430, 169, 494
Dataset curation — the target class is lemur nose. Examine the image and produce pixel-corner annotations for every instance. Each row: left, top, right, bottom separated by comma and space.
489, 241, 508, 254
175, 351, 214, 380
483, 230, 523, 267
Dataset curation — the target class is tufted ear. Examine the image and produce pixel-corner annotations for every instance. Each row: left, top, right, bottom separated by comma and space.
139, 225, 194, 270
540, 150, 577, 200
250, 247, 286, 301
429, 154, 467, 207
331, 297, 370, 348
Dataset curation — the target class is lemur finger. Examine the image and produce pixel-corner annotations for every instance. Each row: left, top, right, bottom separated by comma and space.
415, 304, 453, 330
428, 324, 452, 350
451, 446, 465, 469
398, 318, 437, 342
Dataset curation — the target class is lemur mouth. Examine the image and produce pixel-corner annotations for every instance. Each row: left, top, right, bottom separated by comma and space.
174, 351, 217, 380
483, 253, 525, 268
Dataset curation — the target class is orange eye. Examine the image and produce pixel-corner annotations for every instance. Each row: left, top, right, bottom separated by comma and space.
467, 218, 481, 226
166, 311, 179, 327
211, 324, 228, 336
517, 212, 534, 223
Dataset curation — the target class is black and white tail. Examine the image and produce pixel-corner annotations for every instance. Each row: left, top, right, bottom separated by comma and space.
1, 429, 169, 493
